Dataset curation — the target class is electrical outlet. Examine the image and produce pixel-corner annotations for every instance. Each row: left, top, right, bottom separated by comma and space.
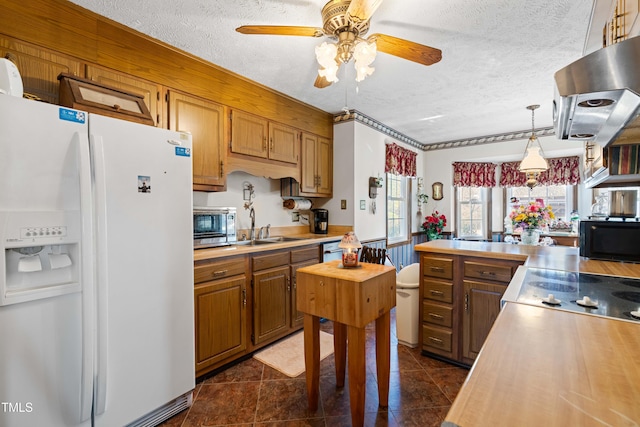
292, 212, 300, 222
341, 199, 347, 209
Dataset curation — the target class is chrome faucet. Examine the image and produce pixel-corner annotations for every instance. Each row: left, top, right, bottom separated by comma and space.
249, 206, 256, 241
258, 224, 271, 240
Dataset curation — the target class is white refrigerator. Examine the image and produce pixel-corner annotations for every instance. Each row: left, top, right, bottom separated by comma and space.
0, 94, 195, 426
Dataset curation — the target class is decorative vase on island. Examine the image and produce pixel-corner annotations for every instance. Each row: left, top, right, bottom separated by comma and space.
427, 231, 442, 241
520, 228, 541, 245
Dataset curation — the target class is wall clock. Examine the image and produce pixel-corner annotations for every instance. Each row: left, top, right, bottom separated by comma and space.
432, 182, 443, 200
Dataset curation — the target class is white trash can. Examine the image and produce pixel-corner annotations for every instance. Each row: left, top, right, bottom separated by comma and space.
395, 263, 420, 348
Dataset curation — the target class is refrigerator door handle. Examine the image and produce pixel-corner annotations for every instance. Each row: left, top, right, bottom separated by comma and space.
91, 134, 110, 416
76, 131, 96, 423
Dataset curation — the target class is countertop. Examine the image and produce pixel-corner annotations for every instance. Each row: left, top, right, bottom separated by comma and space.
413, 241, 640, 426
415, 240, 640, 277
444, 303, 640, 426
194, 231, 346, 262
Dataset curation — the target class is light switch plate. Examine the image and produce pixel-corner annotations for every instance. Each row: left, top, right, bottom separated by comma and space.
341, 199, 347, 209
360, 200, 366, 210
292, 212, 300, 222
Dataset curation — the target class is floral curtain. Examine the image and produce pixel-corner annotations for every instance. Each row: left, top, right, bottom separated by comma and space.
452, 162, 497, 187
500, 156, 581, 187
385, 143, 417, 177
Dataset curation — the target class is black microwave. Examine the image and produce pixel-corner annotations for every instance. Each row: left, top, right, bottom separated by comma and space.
579, 220, 640, 262
193, 207, 237, 249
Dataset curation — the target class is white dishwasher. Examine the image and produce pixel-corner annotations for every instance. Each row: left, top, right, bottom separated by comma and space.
322, 240, 343, 262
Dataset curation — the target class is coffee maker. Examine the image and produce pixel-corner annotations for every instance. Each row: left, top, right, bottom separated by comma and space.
310, 208, 328, 234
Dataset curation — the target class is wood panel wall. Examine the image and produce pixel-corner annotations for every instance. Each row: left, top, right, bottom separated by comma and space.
0, 0, 333, 138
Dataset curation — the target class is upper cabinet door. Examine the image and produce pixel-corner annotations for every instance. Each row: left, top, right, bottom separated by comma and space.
86, 65, 164, 128
316, 136, 332, 196
230, 109, 269, 159
168, 91, 226, 191
268, 122, 299, 165
0, 37, 82, 104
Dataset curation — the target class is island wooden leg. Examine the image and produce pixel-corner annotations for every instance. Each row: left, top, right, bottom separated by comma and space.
375, 310, 391, 408
303, 314, 320, 411
347, 325, 366, 427
333, 322, 347, 388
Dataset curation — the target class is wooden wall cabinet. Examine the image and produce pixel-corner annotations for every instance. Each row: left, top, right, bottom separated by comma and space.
168, 91, 226, 191
230, 109, 299, 165
420, 253, 523, 366
300, 133, 333, 196
0, 37, 82, 104
194, 256, 248, 377
86, 65, 164, 127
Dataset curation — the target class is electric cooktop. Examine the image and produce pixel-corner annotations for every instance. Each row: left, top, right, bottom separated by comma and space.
504, 267, 640, 323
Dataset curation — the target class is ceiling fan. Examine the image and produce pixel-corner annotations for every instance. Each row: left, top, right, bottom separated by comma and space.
236, 0, 442, 88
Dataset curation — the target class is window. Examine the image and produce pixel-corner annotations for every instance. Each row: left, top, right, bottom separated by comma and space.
507, 185, 575, 221
386, 173, 410, 245
456, 187, 491, 240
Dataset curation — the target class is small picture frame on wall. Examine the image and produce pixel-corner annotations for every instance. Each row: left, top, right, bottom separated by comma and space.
432, 182, 443, 200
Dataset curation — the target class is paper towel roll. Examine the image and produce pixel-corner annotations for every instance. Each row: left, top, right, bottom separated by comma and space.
283, 199, 312, 210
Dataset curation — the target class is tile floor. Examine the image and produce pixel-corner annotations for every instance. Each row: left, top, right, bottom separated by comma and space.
160, 309, 469, 427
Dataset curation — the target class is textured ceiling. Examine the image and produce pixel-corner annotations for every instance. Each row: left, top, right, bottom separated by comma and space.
68, 0, 594, 146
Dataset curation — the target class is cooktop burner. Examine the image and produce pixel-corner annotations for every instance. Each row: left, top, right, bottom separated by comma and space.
513, 267, 640, 322
612, 291, 640, 303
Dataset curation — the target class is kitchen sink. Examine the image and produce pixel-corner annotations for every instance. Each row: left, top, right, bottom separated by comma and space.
261, 236, 306, 242
234, 236, 307, 246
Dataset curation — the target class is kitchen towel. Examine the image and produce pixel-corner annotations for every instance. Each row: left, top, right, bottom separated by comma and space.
253, 330, 333, 377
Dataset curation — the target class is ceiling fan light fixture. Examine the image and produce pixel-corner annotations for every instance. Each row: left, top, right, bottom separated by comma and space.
354, 40, 376, 81
315, 42, 340, 82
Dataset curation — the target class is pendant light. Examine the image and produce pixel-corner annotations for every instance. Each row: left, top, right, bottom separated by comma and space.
518, 104, 548, 189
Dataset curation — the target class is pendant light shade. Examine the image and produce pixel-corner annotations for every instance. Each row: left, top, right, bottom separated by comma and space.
518, 105, 547, 188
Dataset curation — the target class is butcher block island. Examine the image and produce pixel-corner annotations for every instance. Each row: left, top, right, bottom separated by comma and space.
414, 241, 640, 427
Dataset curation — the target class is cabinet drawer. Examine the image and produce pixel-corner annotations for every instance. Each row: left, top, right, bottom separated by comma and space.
423, 279, 453, 303
290, 246, 320, 264
423, 302, 453, 328
252, 251, 290, 271
463, 260, 513, 283
423, 257, 453, 280
422, 325, 452, 353
194, 256, 246, 284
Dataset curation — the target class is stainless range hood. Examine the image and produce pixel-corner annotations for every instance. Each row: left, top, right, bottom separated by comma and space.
554, 35, 640, 188
554, 35, 640, 147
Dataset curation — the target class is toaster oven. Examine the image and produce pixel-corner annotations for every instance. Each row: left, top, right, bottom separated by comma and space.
193, 207, 237, 249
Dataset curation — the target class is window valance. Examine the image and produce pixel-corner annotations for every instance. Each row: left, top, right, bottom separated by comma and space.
452, 162, 497, 187
385, 143, 417, 177
499, 156, 581, 187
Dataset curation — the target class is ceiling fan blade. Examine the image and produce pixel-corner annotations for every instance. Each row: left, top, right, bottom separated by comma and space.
368, 33, 442, 66
346, 0, 385, 23
236, 25, 323, 37
314, 74, 333, 89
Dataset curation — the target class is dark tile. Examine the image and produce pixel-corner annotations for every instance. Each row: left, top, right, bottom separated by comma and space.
255, 419, 326, 427
428, 367, 469, 402
325, 410, 399, 427
391, 406, 450, 427
186, 382, 261, 425
414, 354, 461, 372
386, 370, 450, 411
204, 357, 264, 384
256, 379, 322, 422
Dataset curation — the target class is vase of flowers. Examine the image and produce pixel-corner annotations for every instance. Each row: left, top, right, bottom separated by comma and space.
509, 201, 554, 245
422, 211, 447, 240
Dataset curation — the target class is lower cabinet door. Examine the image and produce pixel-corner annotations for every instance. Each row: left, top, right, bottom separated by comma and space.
253, 266, 291, 345
194, 276, 247, 375
462, 280, 506, 362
